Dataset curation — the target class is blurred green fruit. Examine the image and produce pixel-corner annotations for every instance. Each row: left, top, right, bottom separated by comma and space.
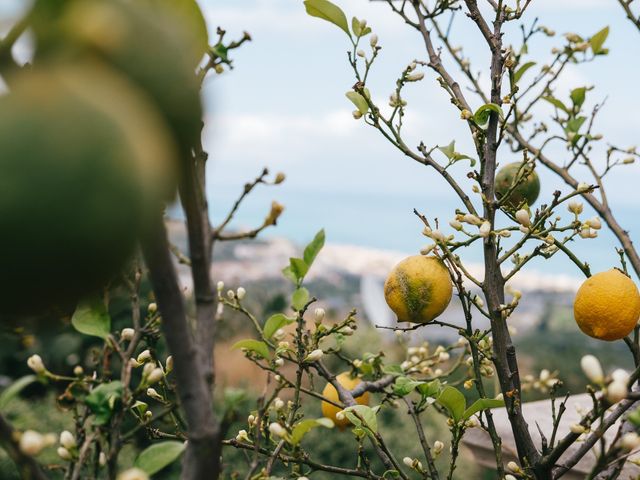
138, 0, 209, 67
495, 162, 540, 209
0, 64, 177, 316
33, 0, 203, 159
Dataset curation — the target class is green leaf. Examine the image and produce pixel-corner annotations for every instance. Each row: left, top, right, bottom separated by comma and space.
351, 17, 362, 37
343, 404, 378, 433
570, 87, 587, 108
589, 26, 609, 55
303, 229, 326, 267
462, 398, 505, 420
474, 103, 503, 126
436, 386, 466, 421
438, 140, 456, 160
381, 364, 404, 376
566, 116, 586, 133
232, 339, 270, 359
86, 381, 123, 425
346, 91, 368, 114
0, 375, 37, 410
290, 418, 334, 445
513, 61, 536, 84
71, 295, 111, 339
292, 287, 310, 311
304, 0, 350, 37
211, 43, 228, 62
392, 377, 425, 396
134, 441, 186, 475
281, 265, 298, 284
263, 313, 296, 340
289, 258, 309, 283
416, 379, 441, 398
542, 96, 569, 114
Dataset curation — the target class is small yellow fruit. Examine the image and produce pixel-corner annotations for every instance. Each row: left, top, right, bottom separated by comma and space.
384, 256, 453, 323
574, 269, 640, 341
321, 372, 369, 429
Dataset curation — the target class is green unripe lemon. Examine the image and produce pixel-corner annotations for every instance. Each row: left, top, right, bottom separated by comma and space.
384, 256, 453, 323
33, 0, 203, 160
0, 64, 177, 316
495, 162, 540, 209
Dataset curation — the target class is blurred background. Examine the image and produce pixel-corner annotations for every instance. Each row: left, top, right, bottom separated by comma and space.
1, 0, 639, 478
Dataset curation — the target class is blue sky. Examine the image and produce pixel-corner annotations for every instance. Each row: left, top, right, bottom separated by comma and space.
2, 0, 639, 276
197, 0, 640, 275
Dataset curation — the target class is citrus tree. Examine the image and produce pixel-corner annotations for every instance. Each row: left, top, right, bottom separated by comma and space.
1, 0, 640, 480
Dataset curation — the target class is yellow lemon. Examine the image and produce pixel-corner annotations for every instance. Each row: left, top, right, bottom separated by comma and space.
321, 372, 369, 429
574, 269, 640, 341
384, 255, 453, 323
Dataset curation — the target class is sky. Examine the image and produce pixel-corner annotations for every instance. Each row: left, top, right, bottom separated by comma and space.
196, 0, 640, 277
1, 0, 639, 278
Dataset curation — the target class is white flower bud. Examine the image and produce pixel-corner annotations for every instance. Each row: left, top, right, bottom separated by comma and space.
420, 244, 436, 256
274, 398, 285, 410
273, 329, 286, 341
577, 182, 590, 192
438, 352, 450, 362
216, 280, 224, 292
137, 350, 152, 364
148, 302, 157, 314
507, 461, 521, 473
606, 380, 628, 404
57, 446, 72, 460
146, 368, 164, 385
304, 349, 324, 363
505, 476, 517, 480
236, 287, 246, 300
611, 369, 630, 384
121, 328, 135, 341
370, 34, 378, 48
165, 355, 173, 373
403, 457, 414, 467
117, 468, 149, 480
269, 422, 287, 438
146, 388, 163, 401
60, 431, 76, 449
356, 49, 365, 57
430, 229, 445, 242
236, 429, 250, 443
248, 414, 256, 425
274, 358, 284, 367
474, 295, 485, 308
142, 362, 155, 378
449, 220, 463, 231
314, 308, 325, 324
406, 72, 425, 82
479, 221, 491, 238
570, 423, 586, 434
73, 365, 83, 376
515, 209, 530, 227
99, 451, 107, 466
342, 326, 354, 335
463, 214, 483, 226
27, 354, 45, 374
433, 440, 444, 455
19, 430, 45, 456
568, 200, 584, 215
622, 432, 640, 451
580, 355, 604, 384
586, 217, 601, 230
227, 289, 235, 300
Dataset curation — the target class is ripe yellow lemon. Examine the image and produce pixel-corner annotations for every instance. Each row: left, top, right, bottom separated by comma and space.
384, 256, 453, 323
574, 269, 640, 341
321, 372, 370, 429
495, 162, 540, 209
